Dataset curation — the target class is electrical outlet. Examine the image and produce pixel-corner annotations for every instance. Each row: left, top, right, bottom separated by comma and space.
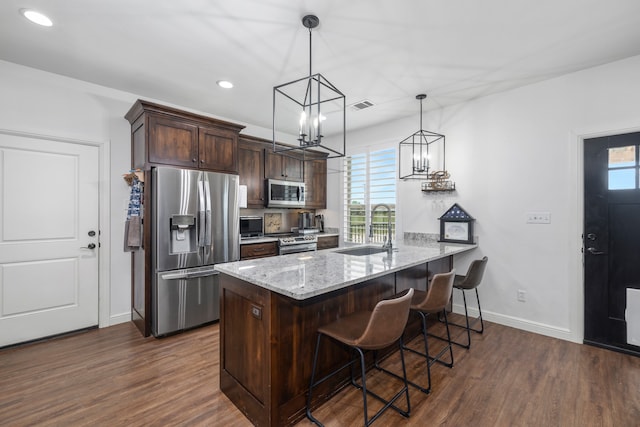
517, 290, 526, 302
526, 211, 551, 224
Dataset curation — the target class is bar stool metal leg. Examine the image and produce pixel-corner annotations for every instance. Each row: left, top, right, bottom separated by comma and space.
306, 289, 414, 426
447, 287, 485, 349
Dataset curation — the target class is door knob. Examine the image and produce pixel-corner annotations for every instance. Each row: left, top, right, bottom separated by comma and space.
81, 243, 96, 250
587, 247, 604, 255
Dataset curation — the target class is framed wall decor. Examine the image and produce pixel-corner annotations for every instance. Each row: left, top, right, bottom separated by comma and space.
439, 203, 475, 244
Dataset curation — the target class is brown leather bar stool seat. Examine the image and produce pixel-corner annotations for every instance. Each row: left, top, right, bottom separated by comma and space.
449, 256, 488, 348
376, 271, 455, 395
306, 288, 414, 427
406, 270, 456, 393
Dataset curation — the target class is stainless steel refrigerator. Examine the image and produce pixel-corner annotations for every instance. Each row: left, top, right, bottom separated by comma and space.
151, 166, 239, 336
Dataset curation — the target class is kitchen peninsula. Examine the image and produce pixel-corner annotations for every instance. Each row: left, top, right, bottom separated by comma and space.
215, 240, 476, 427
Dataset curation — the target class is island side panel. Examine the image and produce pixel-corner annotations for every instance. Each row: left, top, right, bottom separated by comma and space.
395, 262, 429, 294
220, 274, 273, 427
273, 275, 397, 426
218, 255, 455, 427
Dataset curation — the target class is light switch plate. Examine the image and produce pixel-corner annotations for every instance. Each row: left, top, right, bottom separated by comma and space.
526, 211, 551, 224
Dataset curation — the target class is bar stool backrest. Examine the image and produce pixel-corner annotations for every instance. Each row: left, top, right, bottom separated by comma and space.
355, 288, 414, 350
413, 270, 456, 313
457, 256, 488, 290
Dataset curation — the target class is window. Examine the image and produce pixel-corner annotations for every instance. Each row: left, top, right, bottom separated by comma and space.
343, 148, 396, 244
608, 145, 638, 190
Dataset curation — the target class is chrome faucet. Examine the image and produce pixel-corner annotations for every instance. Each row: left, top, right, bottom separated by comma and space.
370, 203, 393, 250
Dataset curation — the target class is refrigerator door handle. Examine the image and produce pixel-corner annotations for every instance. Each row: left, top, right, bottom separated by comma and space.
187, 270, 219, 279
198, 180, 206, 247
160, 269, 219, 280
203, 179, 212, 246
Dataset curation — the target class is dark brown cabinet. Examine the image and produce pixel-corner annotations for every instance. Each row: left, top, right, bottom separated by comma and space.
317, 235, 339, 250
264, 149, 304, 182
240, 242, 278, 260
304, 158, 327, 209
148, 115, 198, 167
198, 125, 238, 172
124, 99, 245, 337
127, 99, 244, 174
238, 135, 268, 208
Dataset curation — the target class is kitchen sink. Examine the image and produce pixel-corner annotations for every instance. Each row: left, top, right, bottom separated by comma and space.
335, 246, 390, 256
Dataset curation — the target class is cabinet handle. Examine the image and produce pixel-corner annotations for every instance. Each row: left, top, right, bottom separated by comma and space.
200, 159, 204, 163
192, 158, 197, 162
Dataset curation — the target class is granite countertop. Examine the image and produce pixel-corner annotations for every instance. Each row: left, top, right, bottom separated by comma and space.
239, 236, 279, 244
239, 232, 339, 245
216, 240, 477, 300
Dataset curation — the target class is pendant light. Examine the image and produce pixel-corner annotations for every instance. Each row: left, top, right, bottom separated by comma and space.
272, 15, 346, 160
399, 94, 453, 192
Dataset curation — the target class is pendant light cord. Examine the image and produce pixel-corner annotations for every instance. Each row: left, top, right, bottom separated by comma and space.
308, 25, 313, 77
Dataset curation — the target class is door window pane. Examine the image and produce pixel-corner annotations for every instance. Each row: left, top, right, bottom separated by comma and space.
609, 146, 636, 168
608, 169, 636, 190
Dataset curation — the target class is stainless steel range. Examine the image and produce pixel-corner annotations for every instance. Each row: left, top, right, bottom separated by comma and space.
278, 234, 318, 255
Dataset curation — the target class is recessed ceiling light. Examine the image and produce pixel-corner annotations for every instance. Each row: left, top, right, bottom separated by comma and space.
217, 80, 234, 89
20, 9, 53, 27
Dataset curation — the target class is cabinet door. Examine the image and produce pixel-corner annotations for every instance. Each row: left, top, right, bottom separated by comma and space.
199, 126, 238, 173
264, 150, 304, 181
238, 140, 265, 207
305, 158, 327, 209
264, 149, 283, 180
282, 155, 303, 181
148, 115, 198, 167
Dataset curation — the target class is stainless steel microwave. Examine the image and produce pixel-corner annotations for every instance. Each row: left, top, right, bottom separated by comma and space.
266, 179, 305, 208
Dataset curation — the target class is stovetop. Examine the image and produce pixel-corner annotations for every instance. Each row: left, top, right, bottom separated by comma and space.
277, 234, 318, 245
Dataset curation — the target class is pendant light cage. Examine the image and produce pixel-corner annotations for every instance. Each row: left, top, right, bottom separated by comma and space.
273, 15, 346, 160
399, 94, 454, 191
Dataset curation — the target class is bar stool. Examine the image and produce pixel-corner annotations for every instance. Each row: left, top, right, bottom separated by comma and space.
404, 270, 456, 393
306, 288, 414, 427
449, 256, 488, 349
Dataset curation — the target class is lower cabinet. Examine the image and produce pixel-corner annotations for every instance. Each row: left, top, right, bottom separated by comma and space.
317, 235, 339, 250
240, 242, 278, 260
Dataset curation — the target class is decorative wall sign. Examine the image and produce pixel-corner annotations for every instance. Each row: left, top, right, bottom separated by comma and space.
264, 212, 283, 234
439, 203, 475, 244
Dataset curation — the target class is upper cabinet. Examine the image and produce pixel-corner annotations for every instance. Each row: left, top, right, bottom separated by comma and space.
147, 115, 198, 167
199, 125, 239, 172
264, 149, 304, 182
126, 99, 245, 174
239, 136, 327, 208
305, 157, 327, 209
238, 135, 268, 208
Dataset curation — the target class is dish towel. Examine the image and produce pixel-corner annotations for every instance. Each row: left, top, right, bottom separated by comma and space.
124, 177, 143, 251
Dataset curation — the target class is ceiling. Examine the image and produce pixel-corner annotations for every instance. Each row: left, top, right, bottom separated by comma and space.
3, 0, 640, 135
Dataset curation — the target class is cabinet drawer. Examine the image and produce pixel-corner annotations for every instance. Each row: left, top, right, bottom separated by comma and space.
241, 242, 278, 260
317, 235, 339, 250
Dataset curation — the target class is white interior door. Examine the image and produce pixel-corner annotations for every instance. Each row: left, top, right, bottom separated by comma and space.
0, 133, 99, 347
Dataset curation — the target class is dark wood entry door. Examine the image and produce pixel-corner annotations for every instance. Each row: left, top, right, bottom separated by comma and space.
584, 131, 640, 356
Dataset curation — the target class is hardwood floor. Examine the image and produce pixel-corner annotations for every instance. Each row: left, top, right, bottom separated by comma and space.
1, 316, 638, 426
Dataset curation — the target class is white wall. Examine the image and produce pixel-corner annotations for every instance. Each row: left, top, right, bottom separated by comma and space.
329, 54, 640, 342
0, 59, 274, 326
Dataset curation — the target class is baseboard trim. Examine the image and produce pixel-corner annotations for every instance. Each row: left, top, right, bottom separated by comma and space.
451, 303, 576, 343
108, 312, 131, 327
584, 339, 640, 357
